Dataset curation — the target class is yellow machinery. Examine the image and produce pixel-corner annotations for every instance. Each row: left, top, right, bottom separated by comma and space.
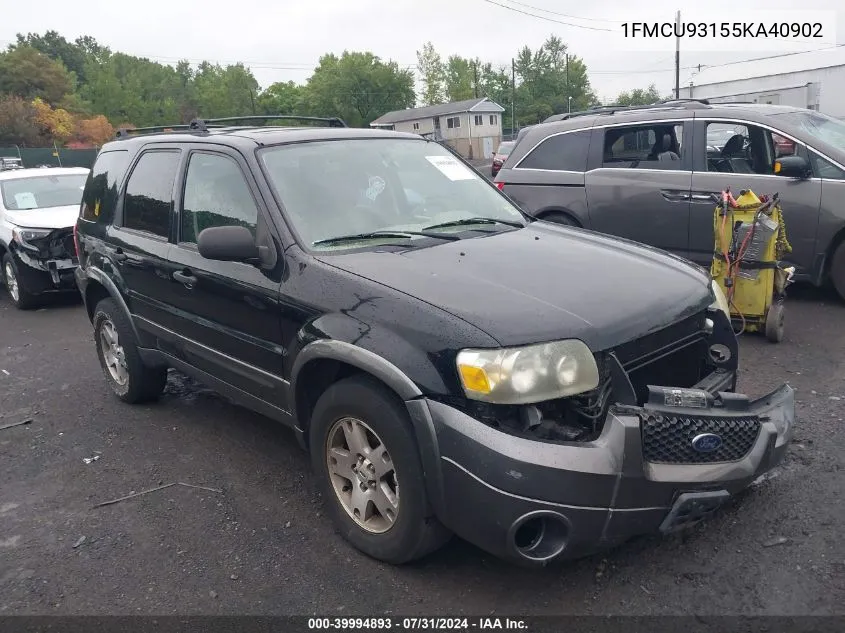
710, 188, 794, 343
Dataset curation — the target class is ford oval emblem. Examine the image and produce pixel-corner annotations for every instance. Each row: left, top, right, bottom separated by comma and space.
691, 433, 723, 453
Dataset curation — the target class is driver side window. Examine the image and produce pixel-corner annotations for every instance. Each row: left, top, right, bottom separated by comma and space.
180, 152, 258, 246
705, 122, 783, 175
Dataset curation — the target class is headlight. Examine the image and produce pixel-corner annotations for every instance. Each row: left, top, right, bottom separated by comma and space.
710, 279, 731, 320
13, 227, 51, 245
456, 339, 600, 405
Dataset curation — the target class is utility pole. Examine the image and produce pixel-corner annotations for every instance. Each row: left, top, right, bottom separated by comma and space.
511, 58, 516, 136
473, 61, 479, 98
674, 10, 681, 99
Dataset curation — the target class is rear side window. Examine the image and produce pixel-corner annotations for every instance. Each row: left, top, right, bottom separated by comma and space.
122, 150, 181, 238
516, 130, 591, 171
602, 123, 685, 169
81, 149, 130, 223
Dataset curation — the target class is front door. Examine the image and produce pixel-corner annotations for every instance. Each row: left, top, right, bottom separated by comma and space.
483, 136, 494, 158
163, 148, 289, 411
584, 120, 693, 259
688, 119, 822, 275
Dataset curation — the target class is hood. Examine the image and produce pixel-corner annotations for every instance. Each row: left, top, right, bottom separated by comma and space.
316, 222, 713, 350
4, 205, 79, 230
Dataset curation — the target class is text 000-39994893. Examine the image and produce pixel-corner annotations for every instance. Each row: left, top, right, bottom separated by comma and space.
621, 22, 824, 39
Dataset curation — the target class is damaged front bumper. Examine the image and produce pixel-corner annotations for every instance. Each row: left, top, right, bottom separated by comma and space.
11, 228, 79, 294
424, 377, 794, 566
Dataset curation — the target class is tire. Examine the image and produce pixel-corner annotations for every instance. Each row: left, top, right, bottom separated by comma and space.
765, 302, 785, 343
3, 253, 39, 310
830, 241, 845, 302
309, 375, 451, 564
540, 211, 578, 227
93, 298, 167, 403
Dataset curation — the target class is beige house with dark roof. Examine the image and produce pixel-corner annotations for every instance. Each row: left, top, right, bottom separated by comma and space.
370, 97, 505, 159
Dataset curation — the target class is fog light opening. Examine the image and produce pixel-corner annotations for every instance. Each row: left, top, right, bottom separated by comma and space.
509, 511, 569, 562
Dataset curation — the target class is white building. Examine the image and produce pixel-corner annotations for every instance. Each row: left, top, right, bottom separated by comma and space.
370, 97, 505, 159
680, 48, 845, 119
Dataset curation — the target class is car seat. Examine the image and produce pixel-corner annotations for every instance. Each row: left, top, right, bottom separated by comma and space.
718, 134, 754, 173
656, 133, 680, 162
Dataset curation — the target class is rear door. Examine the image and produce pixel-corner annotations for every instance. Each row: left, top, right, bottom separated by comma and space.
162, 146, 289, 411
688, 118, 822, 275
808, 150, 845, 279
110, 147, 180, 344
584, 120, 693, 259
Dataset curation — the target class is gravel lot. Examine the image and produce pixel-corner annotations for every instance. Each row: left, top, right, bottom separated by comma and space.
1, 284, 843, 616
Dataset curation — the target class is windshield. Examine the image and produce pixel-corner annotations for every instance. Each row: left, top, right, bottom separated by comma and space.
0, 174, 87, 210
770, 110, 845, 153
259, 138, 526, 250
497, 142, 515, 155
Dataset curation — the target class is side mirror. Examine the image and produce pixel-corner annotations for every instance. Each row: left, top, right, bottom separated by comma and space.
197, 225, 260, 263
774, 155, 811, 179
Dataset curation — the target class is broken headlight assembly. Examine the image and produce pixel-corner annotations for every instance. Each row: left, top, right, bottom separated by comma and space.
455, 339, 600, 405
12, 227, 52, 251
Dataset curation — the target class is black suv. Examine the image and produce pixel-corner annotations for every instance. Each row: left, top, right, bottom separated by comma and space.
495, 100, 845, 300
74, 115, 794, 567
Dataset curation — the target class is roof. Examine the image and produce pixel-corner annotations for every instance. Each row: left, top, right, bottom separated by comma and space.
691, 46, 845, 87
370, 97, 505, 125
0, 166, 90, 181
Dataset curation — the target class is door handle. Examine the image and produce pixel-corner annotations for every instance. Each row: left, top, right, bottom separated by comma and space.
112, 248, 128, 262
690, 192, 720, 203
660, 190, 690, 202
173, 270, 198, 287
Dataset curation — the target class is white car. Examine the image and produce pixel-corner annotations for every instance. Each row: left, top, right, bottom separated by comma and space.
0, 167, 90, 309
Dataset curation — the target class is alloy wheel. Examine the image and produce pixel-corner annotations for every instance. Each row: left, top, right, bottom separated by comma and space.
325, 416, 399, 534
5, 262, 19, 302
99, 319, 129, 385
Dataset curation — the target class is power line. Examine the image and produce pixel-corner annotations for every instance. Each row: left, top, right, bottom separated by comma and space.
497, 0, 622, 24
478, 0, 615, 32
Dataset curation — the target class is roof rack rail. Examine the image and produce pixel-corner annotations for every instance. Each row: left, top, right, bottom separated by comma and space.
542, 98, 711, 123
115, 114, 348, 139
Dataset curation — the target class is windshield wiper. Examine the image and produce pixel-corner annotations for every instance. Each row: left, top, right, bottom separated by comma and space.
312, 230, 461, 246
422, 217, 525, 231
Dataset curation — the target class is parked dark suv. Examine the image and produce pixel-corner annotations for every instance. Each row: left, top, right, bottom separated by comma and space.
495, 100, 845, 300
74, 115, 794, 567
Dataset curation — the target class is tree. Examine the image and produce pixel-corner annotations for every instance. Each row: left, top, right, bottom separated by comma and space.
614, 84, 662, 106
415, 42, 445, 106
13, 31, 88, 83
257, 81, 304, 116
444, 55, 483, 102
301, 51, 416, 127
0, 46, 74, 104
73, 114, 115, 146
193, 62, 260, 118
0, 96, 41, 145
32, 97, 75, 143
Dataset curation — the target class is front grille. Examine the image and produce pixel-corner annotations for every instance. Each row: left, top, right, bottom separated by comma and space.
614, 312, 708, 369
641, 414, 761, 464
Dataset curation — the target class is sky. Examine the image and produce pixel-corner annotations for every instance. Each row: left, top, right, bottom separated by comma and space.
2, 0, 844, 104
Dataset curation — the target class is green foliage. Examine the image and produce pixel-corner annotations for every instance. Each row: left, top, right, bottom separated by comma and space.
0, 46, 75, 103
614, 84, 663, 107
300, 51, 415, 128
257, 81, 305, 116
413, 35, 599, 130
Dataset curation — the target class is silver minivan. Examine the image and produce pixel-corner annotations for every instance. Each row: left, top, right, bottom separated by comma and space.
495, 101, 845, 300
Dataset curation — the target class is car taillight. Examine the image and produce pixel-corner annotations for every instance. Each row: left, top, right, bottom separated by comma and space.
496, 182, 505, 190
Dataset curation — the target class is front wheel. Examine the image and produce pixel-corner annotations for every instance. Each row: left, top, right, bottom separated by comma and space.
309, 375, 451, 564
3, 253, 39, 310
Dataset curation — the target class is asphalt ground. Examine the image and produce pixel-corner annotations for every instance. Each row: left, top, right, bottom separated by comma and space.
0, 284, 843, 616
